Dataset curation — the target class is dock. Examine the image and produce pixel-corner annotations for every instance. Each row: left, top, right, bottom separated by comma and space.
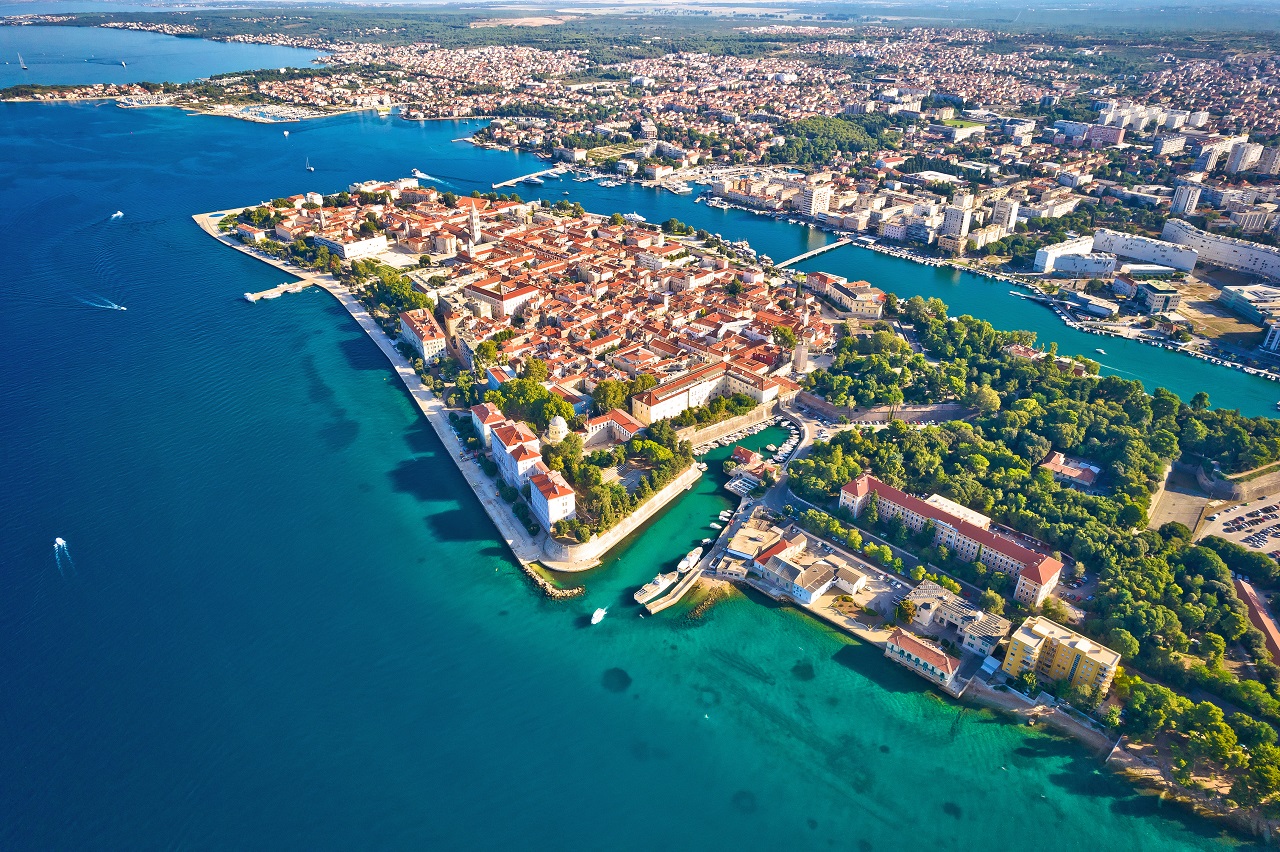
244, 281, 313, 302
492, 166, 568, 189
645, 569, 703, 615
776, 238, 852, 269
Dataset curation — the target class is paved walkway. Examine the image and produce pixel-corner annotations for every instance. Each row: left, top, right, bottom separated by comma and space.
192, 211, 560, 569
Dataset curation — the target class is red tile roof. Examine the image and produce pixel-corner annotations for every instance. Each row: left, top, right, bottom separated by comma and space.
888, 628, 959, 676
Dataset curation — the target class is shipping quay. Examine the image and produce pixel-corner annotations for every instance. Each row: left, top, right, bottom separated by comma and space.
191, 208, 699, 585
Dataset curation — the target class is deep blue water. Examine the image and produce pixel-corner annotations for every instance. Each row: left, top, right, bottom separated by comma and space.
0, 102, 1267, 850
0, 24, 322, 88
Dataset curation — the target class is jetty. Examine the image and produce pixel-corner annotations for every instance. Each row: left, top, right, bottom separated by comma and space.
492, 166, 568, 189
776, 238, 852, 268
645, 569, 703, 614
244, 281, 313, 302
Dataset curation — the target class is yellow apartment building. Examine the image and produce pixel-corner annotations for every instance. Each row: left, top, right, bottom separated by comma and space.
1001, 616, 1121, 697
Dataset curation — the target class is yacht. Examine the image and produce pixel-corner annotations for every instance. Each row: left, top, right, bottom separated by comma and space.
670, 183, 693, 195
1095, 348, 1106, 355
591, 607, 607, 625
634, 573, 677, 605
521, 176, 544, 186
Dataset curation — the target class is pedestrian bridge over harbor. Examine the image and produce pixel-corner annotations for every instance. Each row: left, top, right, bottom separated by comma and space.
776, 238, 852, 269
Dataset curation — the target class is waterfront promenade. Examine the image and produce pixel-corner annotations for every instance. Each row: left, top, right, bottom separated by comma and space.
192, 211, 576, 571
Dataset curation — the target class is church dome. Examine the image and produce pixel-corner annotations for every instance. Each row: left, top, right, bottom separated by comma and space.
546, 415, 569, 443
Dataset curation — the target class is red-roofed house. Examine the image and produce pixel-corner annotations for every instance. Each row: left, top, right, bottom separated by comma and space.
584, 409, 644, 445
1014, 559, 1064, 608
399, 308, 447, 363
470, 402, 506, 449
491, 420, 542, 487
885, 628, 960, 690
529, 470, 576, 531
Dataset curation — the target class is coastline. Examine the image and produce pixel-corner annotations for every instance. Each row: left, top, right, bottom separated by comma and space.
190, 209, 698, 581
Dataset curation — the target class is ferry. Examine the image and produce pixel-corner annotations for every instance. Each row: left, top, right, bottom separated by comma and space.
591, 607, 608, 625
634, 572, 678, 605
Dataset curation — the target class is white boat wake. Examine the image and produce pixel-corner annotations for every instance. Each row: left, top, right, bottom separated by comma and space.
78, 295, 126, 311
53, 537, 76, 577
110, 211, 123, 219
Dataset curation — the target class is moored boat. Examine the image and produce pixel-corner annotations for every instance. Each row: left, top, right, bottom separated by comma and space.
634, 572, 678, 605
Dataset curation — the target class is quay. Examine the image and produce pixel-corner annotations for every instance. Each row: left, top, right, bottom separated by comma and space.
492, 165, 568, 189
776, 238, 851, 269
244, 281, 313, 302
645, 568, 704, 614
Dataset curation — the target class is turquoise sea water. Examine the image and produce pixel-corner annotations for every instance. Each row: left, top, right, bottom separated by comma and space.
0, 100, 1269, 849
0, 25, 322, 89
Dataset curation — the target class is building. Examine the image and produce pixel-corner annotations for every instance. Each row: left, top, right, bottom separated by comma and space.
1056, 255, 1118, 279
885, 628, 960, 691
312, 232, 388, 261
940, 205, 972, 238
1226, 142, 1264, 175
469, 402, 506, 449
1091, 228, 1198, 272
398, 308, 447, 363
1013, 559, 1063, 608
1218, 284, 1280, 324
1135, 281, 1182, 314
1039, 451, 1101, 490
991, 198, 1020, 231
529, 469, 575, 531
1170, 183, 1201, 217
798, 184, 834, 218
583, 408, 644, 446
1001, 616, 1121, 697
840, 475, 1063, 580
491, 420, 543, 487
1033, 236, 1095, 273
904, 580, 1011, 656
1067, 290, 1119, 316
630, 361, 781, 426
1163, 218, 1280, 281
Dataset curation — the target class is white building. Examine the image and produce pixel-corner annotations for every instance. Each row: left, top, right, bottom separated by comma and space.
491, 420, 543, 487
1170, 183, 1201, 217
798, 184, 834, 217
398, 308, 447, 363
940, 205, 972, 238
1226, 142, 1264, 175
313, 232, 388, 260
1033, 235, 1095, 273
991, 198, 1020, 231
529, 470, 576, 530
1055, 254, 1118, 277
1162, 219, 1280, 280
1092, 228, 1198, 271
630, 361, 783, 426
469, 402, 506, 449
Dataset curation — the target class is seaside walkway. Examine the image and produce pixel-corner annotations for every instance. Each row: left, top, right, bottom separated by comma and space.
645, 569, 703, 614
775, 238, 851, 269
492, 166, 569, 189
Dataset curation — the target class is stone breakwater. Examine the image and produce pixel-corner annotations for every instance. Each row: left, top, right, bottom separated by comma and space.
522, 563, 584, 599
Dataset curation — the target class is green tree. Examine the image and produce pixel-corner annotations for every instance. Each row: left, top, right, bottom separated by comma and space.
772, 325, 798, 350
978, 589, 1005, 615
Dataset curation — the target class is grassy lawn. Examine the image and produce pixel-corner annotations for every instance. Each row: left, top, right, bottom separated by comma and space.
943, 118, 985, 128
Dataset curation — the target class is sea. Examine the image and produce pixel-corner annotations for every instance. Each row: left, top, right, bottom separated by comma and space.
0, 26, 1269, 851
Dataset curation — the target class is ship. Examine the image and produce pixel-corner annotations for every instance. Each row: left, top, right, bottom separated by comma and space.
623, 212, 646, 224
521, 176, 545, 186
633, 572, 678, 605
19, 53, 27, 70
591, 607, 607, 625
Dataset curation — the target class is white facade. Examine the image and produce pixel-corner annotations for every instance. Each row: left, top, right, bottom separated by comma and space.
1162, 219, 1280, 280
313, 233, 388, 260
1055, 254, 1117, 277
1092, 228, 1198, 271
530, 470, 575, 530
1170, 184, 1201, 217
1033, 235, 1095, 273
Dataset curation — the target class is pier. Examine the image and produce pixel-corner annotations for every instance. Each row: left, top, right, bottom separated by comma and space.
645, 569, 703, 614
244, 281, 313, 302
492, 166, 569, 189
776, 238, 852, 269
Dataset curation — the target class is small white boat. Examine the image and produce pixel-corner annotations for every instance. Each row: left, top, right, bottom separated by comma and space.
412, 168, 429, 179
623, 212, 646, 224
305, 157, 314, 172
283, 130, 289, 138
120, 60, 126, 68
1095, 348, 1106, 355
710, 522, 722, 530
110, 210, 123, 219
701, 538, 712, 544
591, 607, 607, 625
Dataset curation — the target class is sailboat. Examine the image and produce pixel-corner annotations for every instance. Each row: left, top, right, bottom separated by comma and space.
305, 157, 314, 172
120, 60, 126, 68
19, 53, 27, 70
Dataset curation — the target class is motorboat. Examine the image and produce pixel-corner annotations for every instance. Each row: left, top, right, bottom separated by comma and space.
305, 157, 314, 172
709, 522, 722, 530
591, 607, 607, 625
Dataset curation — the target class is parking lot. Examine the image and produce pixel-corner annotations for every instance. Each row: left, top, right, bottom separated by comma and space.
1201, 499, 1280, 559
